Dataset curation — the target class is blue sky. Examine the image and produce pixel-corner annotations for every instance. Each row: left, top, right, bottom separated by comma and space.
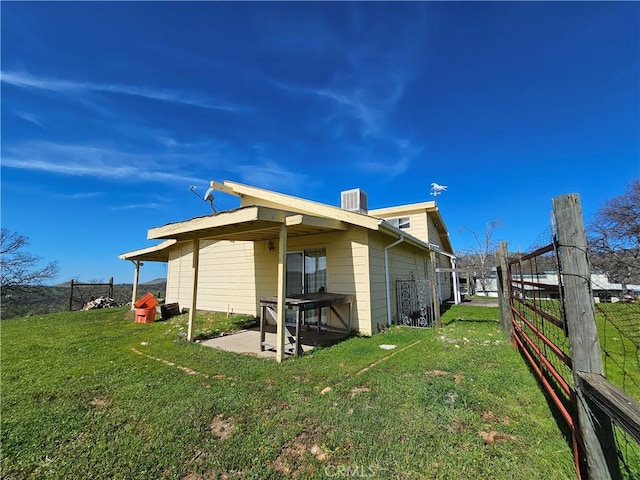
1, 2, 638, 285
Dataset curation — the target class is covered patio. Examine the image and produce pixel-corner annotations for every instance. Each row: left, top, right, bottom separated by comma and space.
200, 324, 350, 359
122, 202, 357, 363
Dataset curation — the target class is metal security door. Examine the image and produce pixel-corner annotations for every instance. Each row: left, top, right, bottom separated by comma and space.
396, 278, 434, 328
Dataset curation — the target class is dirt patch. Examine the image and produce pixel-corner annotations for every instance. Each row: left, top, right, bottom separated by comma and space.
424, 369, 450, 377
424, 370, 463, 384
481, 411, 511, 424
183, 472, 207, 480
274, 431, 329, 476
349, 386, 370, 398
89, 397, 109, 407
210, 414, 234, 439
478, 430, 518, 446
449, 418, 469, 433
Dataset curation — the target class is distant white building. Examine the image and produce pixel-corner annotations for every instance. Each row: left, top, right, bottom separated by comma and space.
475, 272, 640, 303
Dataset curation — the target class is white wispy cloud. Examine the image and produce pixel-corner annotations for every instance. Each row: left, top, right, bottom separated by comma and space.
54, 192, 104, 200
2, 142, 202, 184
1, 71, 245, 113
15, 111, 44, 128
234, 160, 309, 192
270, 30, 423, 180
110, 202, 165, 211
353, 140, 424, 178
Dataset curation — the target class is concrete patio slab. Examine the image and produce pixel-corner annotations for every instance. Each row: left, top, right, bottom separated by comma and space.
199, 329, 315, 359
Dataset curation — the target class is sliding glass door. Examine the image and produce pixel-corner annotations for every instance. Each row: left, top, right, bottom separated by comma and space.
285, 248, 327, 327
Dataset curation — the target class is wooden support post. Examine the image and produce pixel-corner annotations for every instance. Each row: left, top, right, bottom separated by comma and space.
553, 193, 621, 480
260, 304, 266, 352
451, 258, 460, 305
131, 261, 141, 310
429, 251, 441, 328
495, 241, 513, 340
108, 277, 114, 299
276, 225, 287, 363
187, 238, 200, 342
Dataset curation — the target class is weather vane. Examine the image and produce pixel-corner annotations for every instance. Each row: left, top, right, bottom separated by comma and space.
430, 182, 448, 197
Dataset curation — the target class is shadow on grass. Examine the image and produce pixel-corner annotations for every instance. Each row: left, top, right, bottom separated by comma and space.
444, 317, 500, 324
515, 343, 581, 475
442, 317, 501, 327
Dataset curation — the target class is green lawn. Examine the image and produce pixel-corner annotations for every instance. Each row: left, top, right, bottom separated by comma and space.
595, 303, 640, 401
1, 306, 577, 479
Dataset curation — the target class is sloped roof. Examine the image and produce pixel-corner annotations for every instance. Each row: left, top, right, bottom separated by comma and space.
120, 180, 454, 260
118, 239, 178, 262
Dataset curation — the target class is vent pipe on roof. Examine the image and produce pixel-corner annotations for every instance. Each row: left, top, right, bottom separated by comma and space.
341, 188, 368, 214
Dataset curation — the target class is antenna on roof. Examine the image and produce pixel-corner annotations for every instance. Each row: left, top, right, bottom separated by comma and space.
430, 182, 447, 197
189, 185, 217, 212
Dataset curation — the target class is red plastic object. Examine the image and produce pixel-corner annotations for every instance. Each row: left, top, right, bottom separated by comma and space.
134, 292, 158, 309
135, 308, 156, 323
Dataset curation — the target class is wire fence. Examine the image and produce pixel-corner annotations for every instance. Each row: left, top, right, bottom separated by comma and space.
592, 275, 640, 478
503, 215, 640, 478
508, 243, 581, 474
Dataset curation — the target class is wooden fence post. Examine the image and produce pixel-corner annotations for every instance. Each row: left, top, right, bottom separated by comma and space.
553, 193, 621, 480
495, 241, 513, 340
69, 279, 74, 311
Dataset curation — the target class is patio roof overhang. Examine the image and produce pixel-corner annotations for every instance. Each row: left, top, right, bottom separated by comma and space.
118, 239, 178, 262
146, 205, 349, 242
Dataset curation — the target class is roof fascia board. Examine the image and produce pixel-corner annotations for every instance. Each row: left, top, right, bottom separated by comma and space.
285, 214, 348, 230
118, 239, 178, 260
378, 221, 432, 252
369, 201, 437, 216
209, 180, 239, 196
148, 206, 273, 240
223, 180, 380, 230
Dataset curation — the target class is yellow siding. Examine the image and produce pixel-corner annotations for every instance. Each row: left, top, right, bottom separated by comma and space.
165, 240, 257, 315
374, 210, 429, 243
426, 215, 443, 249
253, 228, 373, 334
368, 232, 430, 327
163, 218, 443, 332
166, 243, 194, 308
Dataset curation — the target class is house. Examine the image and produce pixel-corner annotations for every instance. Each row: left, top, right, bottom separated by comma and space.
475, 271, 640, 303
120, 180, 456, 361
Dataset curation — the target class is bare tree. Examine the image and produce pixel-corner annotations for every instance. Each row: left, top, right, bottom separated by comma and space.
0, 229, 58, 296
588, 179, 640, 295
456, 220, 502, 296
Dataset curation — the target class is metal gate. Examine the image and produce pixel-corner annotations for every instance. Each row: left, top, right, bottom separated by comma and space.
395, 278, 434, 328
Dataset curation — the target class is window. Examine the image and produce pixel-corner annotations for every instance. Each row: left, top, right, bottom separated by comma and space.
388, 217, 410, 229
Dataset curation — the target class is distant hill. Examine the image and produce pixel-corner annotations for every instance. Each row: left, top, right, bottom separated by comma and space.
1, 279, 167, 320
140, 278, 167, 286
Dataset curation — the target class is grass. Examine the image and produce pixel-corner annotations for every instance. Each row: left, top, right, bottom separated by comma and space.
595, 302, 640, 400
164, 310, 258, 341
1, 306, 577, 479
